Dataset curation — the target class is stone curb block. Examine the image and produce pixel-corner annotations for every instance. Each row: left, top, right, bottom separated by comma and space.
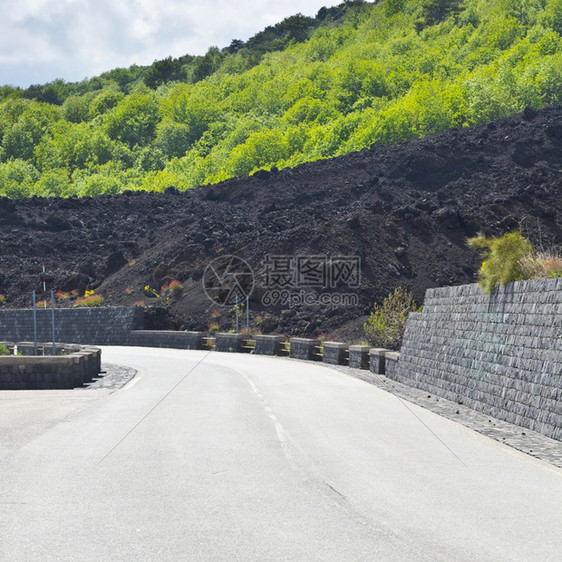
369, 348, 388, 375
254, 335, 286, 356
215, 333, 243, 353
322, 342, 348, 365
290, 338, 321, 361
349, 345, 371, 370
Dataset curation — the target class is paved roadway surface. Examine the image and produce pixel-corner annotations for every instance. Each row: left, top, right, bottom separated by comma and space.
1, 347, 561, 561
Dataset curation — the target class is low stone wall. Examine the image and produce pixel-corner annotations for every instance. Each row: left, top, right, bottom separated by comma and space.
0, 307, 144, 346
0, 342, 101, 390
391, 279, 562, 440
128, 330, 202, 350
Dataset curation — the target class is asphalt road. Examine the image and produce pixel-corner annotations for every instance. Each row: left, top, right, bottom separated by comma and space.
1, 347, 561, 561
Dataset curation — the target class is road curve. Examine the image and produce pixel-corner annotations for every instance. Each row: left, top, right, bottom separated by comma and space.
1, 346, 561, 561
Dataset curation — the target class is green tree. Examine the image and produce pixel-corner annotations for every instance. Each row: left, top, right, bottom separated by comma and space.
33, 168, 72, 197
415, 0, 463, 31
144, 56, 190, 89
384, 0, 405, 18
89, 89, 124, 118
190, 47, 224, 82
227, 129, 290, 177
155, 120, 193, 157
0, 159, 40, 197
1, 101, 61, 161
35, 122, 114, 172
545, 0, 562, 34
105, 91, 160, 147
160, 83, 218, 145
2, 120, 36, 160
134, 145, 166, 172
62, 94, 93, 123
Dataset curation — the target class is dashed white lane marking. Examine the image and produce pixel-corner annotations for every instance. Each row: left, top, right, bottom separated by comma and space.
239, 370, 294, 464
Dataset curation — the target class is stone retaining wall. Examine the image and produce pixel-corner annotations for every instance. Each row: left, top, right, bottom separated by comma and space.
391, 279, 562, 440
0, 307, 143, 345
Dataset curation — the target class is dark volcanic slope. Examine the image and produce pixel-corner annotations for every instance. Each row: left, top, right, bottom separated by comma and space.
0, 106, 561, 339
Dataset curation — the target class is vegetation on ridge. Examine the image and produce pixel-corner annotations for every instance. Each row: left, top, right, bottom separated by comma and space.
468, 230, 562, 293
0, 0, 561, 198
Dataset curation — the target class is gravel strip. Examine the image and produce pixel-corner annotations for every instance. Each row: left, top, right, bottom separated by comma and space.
84, 363, 137, 390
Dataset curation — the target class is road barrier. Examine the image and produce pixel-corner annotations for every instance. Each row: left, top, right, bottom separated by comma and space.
0, 342, 101, 390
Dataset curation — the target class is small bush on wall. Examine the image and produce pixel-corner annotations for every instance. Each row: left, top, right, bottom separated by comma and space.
468, 230, 561, 293
364, 287, 421, 351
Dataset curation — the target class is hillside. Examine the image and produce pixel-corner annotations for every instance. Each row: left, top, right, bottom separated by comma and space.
1, 0, 562, 198
0, 106, 560, 339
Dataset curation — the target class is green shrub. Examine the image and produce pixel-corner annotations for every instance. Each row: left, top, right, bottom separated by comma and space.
364, 287, 421, 351
0, 344, 10, 355
467, 230, 534, 293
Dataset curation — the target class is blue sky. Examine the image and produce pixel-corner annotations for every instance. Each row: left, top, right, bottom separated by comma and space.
0, 0, 341, 88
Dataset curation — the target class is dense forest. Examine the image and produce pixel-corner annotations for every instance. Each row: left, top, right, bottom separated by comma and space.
0, 0, 561, 198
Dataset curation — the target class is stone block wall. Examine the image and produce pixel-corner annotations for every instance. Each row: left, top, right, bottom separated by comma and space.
254, 335, 285, 356
0, 307, 144, 346
369, 348, 387, 375
391, 279, 562, 440
384, 352, 400, 379
0, 343, 101, 390
215, 333, 244, 353
322, 342, 348, 365
349, 345, 370, 370
128, 330, 202, 349
290, 338, 321, 361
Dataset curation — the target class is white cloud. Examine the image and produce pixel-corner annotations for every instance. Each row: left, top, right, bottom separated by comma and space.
0, 0, 342, 87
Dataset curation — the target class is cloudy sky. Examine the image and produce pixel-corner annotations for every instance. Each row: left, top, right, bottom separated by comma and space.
0, 0, 341, 88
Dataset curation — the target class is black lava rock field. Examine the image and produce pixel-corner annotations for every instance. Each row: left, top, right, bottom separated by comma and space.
0, 106, 560, 341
